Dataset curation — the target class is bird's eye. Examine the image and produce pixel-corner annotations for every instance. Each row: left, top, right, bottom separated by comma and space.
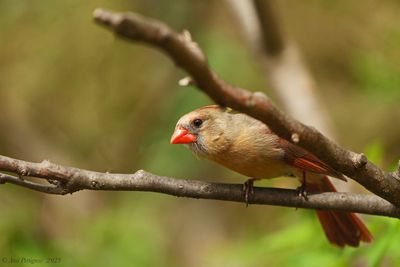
192, 119, 203, 128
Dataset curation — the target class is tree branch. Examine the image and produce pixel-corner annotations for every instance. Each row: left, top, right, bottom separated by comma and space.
92, 8, 400, 206
0, 155, 398, 218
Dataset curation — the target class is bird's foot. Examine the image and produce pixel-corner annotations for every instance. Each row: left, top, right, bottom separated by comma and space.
296, 183, 308, 200
243, 178, 255, 207
297, 170, 308, 200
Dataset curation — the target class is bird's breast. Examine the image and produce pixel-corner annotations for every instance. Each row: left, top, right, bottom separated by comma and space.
207, 135, 292, 179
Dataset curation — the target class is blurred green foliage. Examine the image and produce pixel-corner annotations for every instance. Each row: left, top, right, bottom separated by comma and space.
0, 1, 399, 267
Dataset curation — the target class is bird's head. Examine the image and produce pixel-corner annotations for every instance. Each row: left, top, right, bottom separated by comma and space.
170, 105, 232, 158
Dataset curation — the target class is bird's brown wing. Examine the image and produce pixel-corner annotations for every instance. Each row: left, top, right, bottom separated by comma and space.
279, 139, 347, 181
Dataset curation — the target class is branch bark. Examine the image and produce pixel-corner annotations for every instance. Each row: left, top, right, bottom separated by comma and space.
92, 8, 400, 206
0, 155, 398, 218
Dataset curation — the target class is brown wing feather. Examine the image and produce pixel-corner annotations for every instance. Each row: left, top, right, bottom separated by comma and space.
279, 139, 346, 181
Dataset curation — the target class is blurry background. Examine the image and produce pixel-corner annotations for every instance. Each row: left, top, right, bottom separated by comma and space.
0, 0, 399, 266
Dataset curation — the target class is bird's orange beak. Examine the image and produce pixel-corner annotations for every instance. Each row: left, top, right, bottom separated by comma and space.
170, 127, 197, 144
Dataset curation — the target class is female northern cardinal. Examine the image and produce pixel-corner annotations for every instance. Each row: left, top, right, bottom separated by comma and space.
170, 105, 372, 247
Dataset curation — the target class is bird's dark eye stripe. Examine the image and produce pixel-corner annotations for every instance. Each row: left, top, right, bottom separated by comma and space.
193, 119, 203, 127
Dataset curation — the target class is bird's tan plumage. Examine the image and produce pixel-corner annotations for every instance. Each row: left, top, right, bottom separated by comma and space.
171, 105, 372, 247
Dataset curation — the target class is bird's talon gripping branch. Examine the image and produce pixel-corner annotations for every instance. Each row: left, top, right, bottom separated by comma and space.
243, 178, 255, 207
297, 171, 308, 200
297, 183, 308, 199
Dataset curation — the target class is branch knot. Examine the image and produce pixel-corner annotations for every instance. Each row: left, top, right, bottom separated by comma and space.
291, 133, 300, 143
352, 153, 368, 169
246, 91, 268, 108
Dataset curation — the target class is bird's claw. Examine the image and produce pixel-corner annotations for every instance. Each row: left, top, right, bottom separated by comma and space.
297, 183, 308, 200
297, 170, 308, 200
243, 179, 255, 207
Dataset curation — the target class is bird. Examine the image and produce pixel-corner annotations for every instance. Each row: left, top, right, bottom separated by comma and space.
170, 105, 372, 247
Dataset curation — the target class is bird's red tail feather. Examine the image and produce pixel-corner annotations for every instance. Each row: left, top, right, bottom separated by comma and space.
307, 177, 373, 247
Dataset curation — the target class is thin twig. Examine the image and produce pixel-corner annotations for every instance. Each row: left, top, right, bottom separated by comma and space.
0, 173, 61, 193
